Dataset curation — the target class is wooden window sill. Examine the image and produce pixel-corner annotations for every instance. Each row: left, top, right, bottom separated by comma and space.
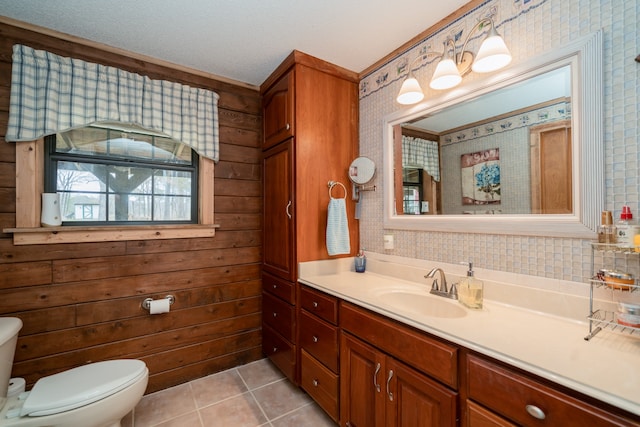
4, 224, 220, 245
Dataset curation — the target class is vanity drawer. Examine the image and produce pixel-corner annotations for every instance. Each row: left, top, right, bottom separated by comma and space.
262, 292, 295, 341
263, 273, 295, 304
466, 400, 517, 427
299, 310, 339, 372
300, 349, 339, 422
300, 285, 338, 325
262, 323, 296, 382
467, 354, 637, 426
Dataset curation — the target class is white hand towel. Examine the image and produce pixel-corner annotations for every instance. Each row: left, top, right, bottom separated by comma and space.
326, 198, 350, 256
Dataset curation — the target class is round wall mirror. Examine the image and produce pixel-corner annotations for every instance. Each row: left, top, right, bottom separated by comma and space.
349, 156, 376, 185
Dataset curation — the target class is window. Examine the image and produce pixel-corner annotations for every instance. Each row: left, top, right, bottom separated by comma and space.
403, 168, 423, 215
45, 124, 198, 225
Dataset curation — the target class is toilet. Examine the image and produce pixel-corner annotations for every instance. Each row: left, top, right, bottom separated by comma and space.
0, 317, 148, 427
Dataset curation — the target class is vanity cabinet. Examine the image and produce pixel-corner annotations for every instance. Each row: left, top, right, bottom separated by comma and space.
340, 302, 458, 427
260, 50, 359, 384
465, 354, 638, 427
299, 285, 340, 421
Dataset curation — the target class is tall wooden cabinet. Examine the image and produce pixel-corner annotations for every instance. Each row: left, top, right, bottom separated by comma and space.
260, 51, 359, 384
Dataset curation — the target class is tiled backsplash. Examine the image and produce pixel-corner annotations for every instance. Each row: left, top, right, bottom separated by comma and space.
358, 0, 639, 284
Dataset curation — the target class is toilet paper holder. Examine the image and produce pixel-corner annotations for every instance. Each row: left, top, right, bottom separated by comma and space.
142, 295, 175, 311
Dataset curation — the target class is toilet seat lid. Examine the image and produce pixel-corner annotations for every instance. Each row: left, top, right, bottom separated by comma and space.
21, 359, 148, 417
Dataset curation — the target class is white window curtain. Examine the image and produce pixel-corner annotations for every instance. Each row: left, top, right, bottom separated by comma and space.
401, 136, 440, 182
5, 44, 220, 162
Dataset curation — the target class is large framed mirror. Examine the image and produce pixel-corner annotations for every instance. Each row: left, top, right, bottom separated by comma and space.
383, 31, 602, 237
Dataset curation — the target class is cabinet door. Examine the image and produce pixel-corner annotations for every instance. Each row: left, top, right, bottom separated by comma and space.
341, 332, 385, 427
263, 70, 294, 149
386, 358, 458, 427
263, 140, 295, 281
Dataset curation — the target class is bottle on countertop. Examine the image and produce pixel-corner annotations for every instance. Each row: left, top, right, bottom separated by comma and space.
355, 249, 366, 273
458, 261, 483, 309
616, 206, 639, 248
597, 210, 616, 244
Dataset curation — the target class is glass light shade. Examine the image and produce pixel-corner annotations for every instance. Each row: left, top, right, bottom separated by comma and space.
429, 58, 462, 90
472, 32, 512, 73
396, 76, 425, 105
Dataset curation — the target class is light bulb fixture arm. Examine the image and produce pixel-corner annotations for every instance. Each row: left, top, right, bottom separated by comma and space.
405, 51, 443, 77
458, 18, 495, 65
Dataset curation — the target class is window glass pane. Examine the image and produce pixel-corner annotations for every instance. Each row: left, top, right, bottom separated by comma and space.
55, 126, 192, 165
154, 170, 193, 196
154, 196, 192, 221
55, 161, 193, 223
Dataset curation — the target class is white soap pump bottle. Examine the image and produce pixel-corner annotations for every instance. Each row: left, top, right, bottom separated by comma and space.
458, 261, 483, 309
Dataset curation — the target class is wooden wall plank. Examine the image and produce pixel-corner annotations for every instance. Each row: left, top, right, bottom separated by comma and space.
0, 19, 264, 394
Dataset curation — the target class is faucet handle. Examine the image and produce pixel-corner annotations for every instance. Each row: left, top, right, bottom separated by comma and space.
449, 282, 458, 299
430, 279, 439, 291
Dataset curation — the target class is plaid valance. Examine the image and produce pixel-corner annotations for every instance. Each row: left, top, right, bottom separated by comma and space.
6, 44, 220, 162
402, 136, 440, 182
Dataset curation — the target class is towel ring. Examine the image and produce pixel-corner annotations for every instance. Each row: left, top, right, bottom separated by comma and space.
328, 181, 347, 199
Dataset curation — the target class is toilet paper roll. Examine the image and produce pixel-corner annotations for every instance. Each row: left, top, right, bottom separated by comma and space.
7, 377, 25, 398
149, 298, 171, 314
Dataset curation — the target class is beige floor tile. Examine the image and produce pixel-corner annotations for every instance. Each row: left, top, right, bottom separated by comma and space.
134, 383, 196, 426
190, 369, 247, 408
154, 411, 203, 427
198, 392, 267, 426
271, 403, 337, 427
251, 378, 311, 420
237, 358, 284, 390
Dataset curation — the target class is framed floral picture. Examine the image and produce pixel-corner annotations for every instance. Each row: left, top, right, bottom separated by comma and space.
461, 148, 501, 205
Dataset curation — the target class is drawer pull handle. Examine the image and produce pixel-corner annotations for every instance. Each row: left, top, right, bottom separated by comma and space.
312, 336, 318, 343
312, 379, 319, 387
313, 301, 318, 308
272, 312, 277, 317
373, 362, 381, 393
386, 370, 394, 401
272, 347, 277, 353
272, 284, 277, 289
525, 404, 546, 420
286, 123, 290, 131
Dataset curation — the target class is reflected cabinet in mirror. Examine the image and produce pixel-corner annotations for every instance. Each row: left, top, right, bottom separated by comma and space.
383, 31, 603, 237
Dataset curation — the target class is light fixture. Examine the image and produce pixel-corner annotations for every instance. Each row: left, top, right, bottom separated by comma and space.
396, 17, 511, 105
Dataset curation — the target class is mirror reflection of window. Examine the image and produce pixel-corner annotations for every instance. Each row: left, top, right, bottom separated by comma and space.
402, 169, 422, 215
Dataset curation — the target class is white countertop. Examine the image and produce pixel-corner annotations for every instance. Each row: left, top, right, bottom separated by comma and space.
298, 256, 640, 417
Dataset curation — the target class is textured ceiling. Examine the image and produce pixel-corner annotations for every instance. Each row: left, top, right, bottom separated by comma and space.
0, 0, 469, 87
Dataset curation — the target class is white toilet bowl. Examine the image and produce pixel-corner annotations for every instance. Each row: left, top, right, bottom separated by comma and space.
0, 318, 149, 427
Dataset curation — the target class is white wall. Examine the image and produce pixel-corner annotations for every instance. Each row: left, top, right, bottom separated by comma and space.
358, 0, 639, 283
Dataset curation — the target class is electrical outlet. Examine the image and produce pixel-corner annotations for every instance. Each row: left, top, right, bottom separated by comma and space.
383, 234, 394, 250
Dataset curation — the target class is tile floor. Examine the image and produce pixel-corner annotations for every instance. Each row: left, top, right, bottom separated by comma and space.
123, 358, 338, 427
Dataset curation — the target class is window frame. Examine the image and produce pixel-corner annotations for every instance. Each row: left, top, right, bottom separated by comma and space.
6, 139, 218, 245
44, 132, 199, 226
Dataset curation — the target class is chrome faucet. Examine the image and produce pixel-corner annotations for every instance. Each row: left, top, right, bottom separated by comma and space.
425, 268, 458, 299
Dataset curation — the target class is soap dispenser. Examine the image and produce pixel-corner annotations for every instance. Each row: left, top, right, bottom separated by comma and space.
458, 262, 483, 309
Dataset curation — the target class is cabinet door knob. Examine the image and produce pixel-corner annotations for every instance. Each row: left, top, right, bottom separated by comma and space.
312, 335, 318, 343
272, 312, 277, 317
272, 347, 278, 353
373, 362, 381, 393
312, 379, 319, 387
272, 284, 277, 289
286, 123, 290, 131
312, 301, 318, 308
525, 404, 546, 420
386, 369, 394, 401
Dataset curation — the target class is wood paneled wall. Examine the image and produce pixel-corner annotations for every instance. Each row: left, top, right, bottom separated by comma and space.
0, 22, 263, 393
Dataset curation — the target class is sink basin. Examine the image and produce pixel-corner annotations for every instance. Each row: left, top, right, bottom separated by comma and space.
377, 290, 467, 318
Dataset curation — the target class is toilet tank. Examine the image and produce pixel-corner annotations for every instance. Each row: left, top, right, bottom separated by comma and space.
0, 318, 23, 400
